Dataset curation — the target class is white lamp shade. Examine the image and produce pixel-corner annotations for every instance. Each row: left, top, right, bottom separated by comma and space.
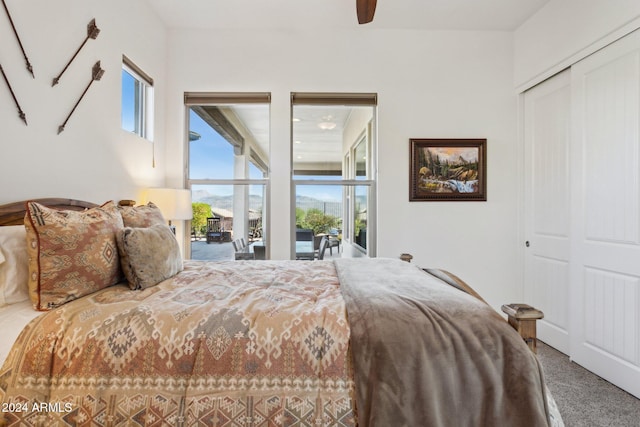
146, 188, 192, 220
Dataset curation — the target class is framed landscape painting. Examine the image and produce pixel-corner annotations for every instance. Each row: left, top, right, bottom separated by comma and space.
409, 138, 486, 201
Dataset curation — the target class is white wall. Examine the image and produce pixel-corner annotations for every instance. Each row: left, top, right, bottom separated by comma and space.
0, 4, 523, 310
0, 0, 167, 205
166, 28, 519, 309
514, 0, 640, 90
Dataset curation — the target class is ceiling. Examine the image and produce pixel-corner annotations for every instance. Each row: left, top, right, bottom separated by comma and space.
167, 0, 551, 169
291, 105, 358, 170
145, 0, 550, 31
217, 104, 359, 169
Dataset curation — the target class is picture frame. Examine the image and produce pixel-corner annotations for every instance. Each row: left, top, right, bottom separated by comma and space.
409, 138, 487, 201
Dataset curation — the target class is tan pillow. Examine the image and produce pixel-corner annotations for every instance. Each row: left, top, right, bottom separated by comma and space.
25, 201, 124, 310
118, 202, 166, 228
116, 224, 183, 290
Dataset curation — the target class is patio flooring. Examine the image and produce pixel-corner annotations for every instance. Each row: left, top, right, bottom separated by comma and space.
190, 240, 235, 261
190, 239, 341, 261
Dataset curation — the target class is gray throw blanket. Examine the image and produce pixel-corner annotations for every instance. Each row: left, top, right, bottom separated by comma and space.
334, 258, 550, 427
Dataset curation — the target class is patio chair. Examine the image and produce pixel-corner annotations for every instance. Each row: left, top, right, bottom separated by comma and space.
296, 228, 314, 241
206, 217, 223, 244
233, 238, 254, 260
327, 236, 340, 255
314, 233, 340, 255
253, 244, 266, 260
316, 236, 329, 260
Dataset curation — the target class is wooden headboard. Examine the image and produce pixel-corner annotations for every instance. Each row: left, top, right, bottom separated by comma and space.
0, 198, 98, 226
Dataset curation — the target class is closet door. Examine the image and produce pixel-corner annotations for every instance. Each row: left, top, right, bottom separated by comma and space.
523, 70, 571, 354
570, 29, 640, 399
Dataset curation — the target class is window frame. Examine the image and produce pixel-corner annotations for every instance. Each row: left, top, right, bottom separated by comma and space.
184, 92, 272, 260
122, 55, 154, 140
347, 129, 371, 252
291, 92, 377, 257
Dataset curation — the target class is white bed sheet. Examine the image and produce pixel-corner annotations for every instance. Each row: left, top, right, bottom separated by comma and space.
0, 301, 42, 366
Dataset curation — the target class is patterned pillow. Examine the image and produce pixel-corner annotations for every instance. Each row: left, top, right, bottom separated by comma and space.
25, 201, 124, 311
116, 224, 183, 290
118, 202, 166, 228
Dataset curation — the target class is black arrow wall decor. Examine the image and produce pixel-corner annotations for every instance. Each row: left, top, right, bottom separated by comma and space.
52, 18, 100, 87
58, 61, 104, 134
1, 0, 34, 78
0, 63, 27, 125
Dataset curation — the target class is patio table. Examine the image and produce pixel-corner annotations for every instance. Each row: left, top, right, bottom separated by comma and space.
295, 240, 315, 260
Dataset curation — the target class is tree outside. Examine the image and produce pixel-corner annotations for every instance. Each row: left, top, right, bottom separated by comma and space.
191, 202, 212, 238
297, 208, 340, 235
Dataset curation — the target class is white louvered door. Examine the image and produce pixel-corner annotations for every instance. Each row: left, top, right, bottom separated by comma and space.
570, 29, 640, 399
523, 70, 572, 354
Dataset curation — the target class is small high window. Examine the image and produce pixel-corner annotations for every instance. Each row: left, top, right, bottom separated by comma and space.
121, 55, 154, 139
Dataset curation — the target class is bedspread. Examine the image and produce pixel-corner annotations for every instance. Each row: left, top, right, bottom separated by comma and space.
0, 261, 354, 426
335, 258, 552, 427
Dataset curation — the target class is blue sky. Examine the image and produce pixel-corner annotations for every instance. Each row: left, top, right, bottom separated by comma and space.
189, 109, 241, 180
188, 108, 343, 202
121, 70, 136, 132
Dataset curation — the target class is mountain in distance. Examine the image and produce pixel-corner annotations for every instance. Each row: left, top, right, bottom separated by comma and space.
193, 189, 362, 217
192, 189, 211, 202
193, 190, 345, 215
194, 193, 264, 212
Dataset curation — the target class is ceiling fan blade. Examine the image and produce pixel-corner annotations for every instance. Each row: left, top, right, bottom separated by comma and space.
356, 0, 377, 24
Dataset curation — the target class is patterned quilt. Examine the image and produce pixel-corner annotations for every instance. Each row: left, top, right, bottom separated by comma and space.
0, 260, 354, 426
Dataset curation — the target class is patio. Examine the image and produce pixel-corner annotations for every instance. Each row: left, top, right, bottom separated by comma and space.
191, 240, 236, 261
190, 239, 341, 261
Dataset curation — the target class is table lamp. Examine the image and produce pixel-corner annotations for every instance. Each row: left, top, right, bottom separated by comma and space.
146, 188, 192, 232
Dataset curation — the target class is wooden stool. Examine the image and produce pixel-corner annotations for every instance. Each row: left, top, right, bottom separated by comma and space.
501, 304, 544, 353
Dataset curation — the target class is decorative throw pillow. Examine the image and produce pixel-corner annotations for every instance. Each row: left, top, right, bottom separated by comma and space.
24, 201, 124, 310
116, 224, 183, 290
0, 225, 29, 306
118, 202, 166, 228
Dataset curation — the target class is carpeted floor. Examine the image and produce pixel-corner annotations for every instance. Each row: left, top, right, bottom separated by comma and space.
537, 341, 640, 427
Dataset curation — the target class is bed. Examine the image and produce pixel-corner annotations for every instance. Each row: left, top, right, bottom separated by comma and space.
0, 198, 563, 426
